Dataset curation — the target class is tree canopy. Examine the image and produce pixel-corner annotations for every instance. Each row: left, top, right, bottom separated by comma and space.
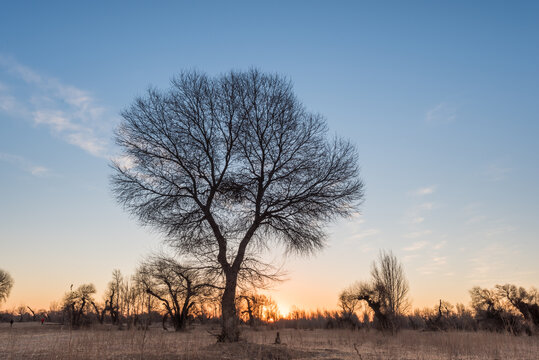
112, 69, 363, 341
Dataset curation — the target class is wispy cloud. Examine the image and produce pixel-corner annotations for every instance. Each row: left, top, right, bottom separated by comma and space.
467, 215, 486, 224
416, 256, 448, 275
403, 200, 436, 225
403, 240, 429, 251
433, 240, 447, 250
0, 152, 51, 177
467, 242, 521, 284
404, 230, 432, 239
484, 162, 511, 182
0, 55, 115, 157
425, 103, 456, 124
484, 225, 515, 238
351, 228, 380, 240
418, 202, 434, 211
410, 185, 436, 197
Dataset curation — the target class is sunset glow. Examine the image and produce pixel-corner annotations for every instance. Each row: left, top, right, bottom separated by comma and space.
1, 1, 538, 324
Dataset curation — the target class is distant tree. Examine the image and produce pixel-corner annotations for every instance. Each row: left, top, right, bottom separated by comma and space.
238, 292, 279, 326
0, 269, 14, 305
471, 284, 539, 334
112, 69, 363, 341
338, 286, 361, 325
90, 300, 108, 325
496, 284, 539, 330
104, 269, 124, 325
63, 284, 96, 328
344, 250, 409, 332
135, 254, 216, 331
351, 281, 390, 329
371, 250, 409, 318
16, 304, 27, 322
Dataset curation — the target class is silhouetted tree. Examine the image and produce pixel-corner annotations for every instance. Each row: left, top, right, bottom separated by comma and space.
63, 284, 96, 328
344, 250, 409, 332
105, 269, 123, 325
90, 300, 108, 325
238, 292, 279, 326
0, 269, 14, 305
470, 286, 519, 333
470, 284, 539, 334
338, 286, 361, 327
371, 250, 409, 319
352, 281, 390, 330
112, 69, 363, 341
135, 255, 216, 331
496, 284, 539, 331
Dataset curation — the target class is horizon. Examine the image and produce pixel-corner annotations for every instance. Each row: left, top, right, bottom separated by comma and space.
1, 1, 539, 315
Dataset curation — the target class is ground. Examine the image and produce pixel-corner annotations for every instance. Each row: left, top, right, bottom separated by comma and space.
1, 322, 538, 359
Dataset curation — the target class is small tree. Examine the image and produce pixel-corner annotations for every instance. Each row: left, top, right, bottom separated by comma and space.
371, 250, 409, 319
470, 284, 539, 334
136, 255, 216, 331
496, 284, 539, 331
112, 69, 363, 341
338, 286, 361, 326
0, 269, 14, 305
344, 250, 409, 332
63, 284, 96, 328
238, 292, 279, 326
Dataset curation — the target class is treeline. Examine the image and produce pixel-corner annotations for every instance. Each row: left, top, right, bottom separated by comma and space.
1, 253, 537, 337
266, 283, 539, 336
0, 255, 280, 331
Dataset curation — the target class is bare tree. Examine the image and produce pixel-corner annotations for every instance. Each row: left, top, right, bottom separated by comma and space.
351, 281, 390, 329
496, 284, 539, 330
238, 292, 279, 326
338, 285, 361, 324
105, 269, 123, 325
135, 255, 216, 331
0, 269, 14, 305
344, 250, 409, 332
63, 283, 96, 328
112, 69, 363, 341
470, 284, 539, 334
371, 250, 409, 318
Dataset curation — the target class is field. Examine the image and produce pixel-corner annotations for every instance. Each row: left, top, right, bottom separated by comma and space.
1, 322, 538, 359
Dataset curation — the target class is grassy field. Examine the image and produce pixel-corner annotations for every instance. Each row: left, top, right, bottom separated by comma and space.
1, 322, 538, 359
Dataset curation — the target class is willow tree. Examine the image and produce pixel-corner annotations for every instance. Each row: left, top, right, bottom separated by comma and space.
111, 69, 363, 341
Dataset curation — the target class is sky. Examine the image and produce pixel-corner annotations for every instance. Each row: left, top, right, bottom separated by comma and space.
1, 1, 538, 314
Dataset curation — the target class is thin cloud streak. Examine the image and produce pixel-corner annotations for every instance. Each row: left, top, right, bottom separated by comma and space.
410, 185, 437, 196
404, 230, 432, 239
484, 162, 512, 182
403, 240, 429, 251
425, 102, 456, 124
0, 152, 51, 177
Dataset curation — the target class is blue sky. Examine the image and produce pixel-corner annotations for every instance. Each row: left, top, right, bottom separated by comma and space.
1, 1, 538, 312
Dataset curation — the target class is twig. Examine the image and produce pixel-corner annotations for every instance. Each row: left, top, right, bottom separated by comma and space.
353, 343, 363, 360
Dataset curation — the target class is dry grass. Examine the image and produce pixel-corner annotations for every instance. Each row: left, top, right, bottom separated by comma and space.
1, 322, 538, 359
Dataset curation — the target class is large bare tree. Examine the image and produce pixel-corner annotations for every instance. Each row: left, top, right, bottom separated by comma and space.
111, 69, 363, 341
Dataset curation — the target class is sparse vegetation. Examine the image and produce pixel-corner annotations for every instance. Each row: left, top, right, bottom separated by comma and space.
1, 322, 538, 360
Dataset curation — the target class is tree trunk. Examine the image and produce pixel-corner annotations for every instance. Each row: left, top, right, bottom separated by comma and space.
219, 271, 240, 342
173, 312, 187, 331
